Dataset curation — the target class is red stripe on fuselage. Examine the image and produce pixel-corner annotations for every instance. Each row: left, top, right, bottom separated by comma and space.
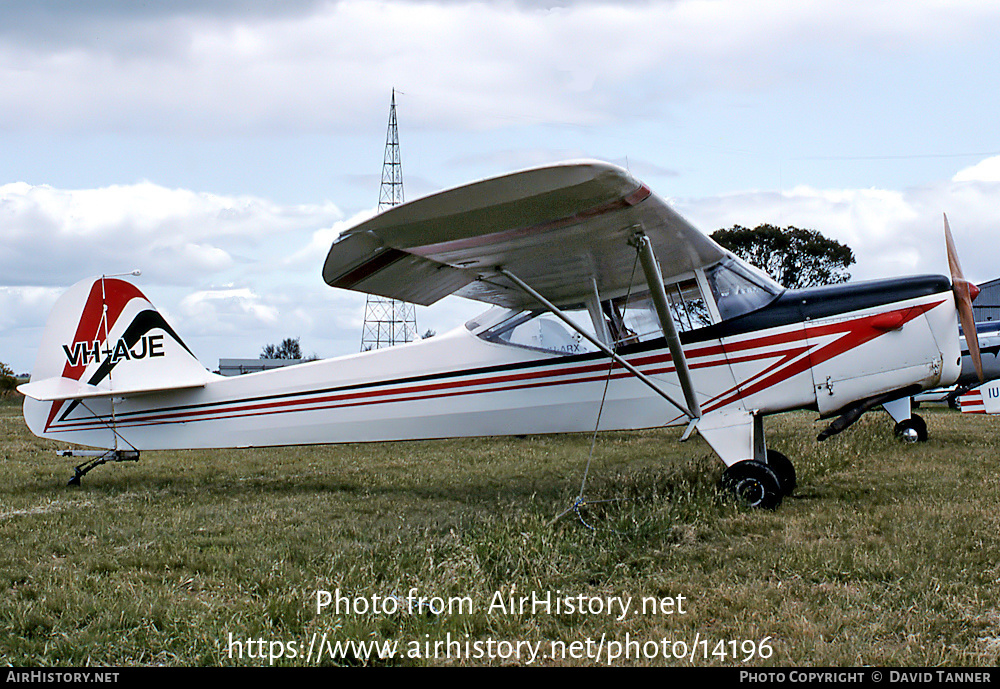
702, 300, 943, 413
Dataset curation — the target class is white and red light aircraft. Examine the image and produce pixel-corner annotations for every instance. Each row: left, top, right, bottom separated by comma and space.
18, 161, 981, 508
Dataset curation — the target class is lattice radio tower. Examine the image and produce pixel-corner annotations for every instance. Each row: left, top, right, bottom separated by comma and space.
360, 90, 418, 351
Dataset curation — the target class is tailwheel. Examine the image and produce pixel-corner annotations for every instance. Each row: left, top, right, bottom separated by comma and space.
893, 414, 927, 443
765, 449, 796, 496
59, 449, 140, 485
720, 460, 783, 510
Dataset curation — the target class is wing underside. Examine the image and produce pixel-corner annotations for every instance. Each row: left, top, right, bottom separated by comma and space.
323, 161, 726, 309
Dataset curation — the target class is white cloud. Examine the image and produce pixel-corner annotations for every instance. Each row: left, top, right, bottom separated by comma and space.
679, 174, 999, 285
0, 285, 65, 374
954, 156, 1000, 183
4, 1, 1000, 135
0, 285, 63, 332
0, 181, 342, 286
283, 208, 378, 270
179, 287, 280, 331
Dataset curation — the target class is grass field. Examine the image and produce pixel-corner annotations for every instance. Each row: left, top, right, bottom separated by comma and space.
1, 393, 999, 666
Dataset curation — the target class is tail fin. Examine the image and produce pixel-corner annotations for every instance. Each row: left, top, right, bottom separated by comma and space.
19, 277, 212, 438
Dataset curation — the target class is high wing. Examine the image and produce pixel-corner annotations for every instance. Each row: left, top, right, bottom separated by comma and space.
322, 161, 726, 309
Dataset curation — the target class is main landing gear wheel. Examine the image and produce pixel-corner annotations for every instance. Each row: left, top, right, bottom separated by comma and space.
765, 449, 796, 496
720, 460, 783, 510
893, 414, 927, 443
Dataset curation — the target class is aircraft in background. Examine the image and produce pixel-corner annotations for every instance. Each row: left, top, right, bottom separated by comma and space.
958, 325, 1000, 415
18, 161, 980, 509
884, 320, 997, 440
960, 380, 1000, 414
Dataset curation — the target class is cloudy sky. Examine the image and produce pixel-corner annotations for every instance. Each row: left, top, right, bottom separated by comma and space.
3, 0, 1000, 374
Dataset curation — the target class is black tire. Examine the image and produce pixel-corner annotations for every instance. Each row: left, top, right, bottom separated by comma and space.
765, 449, 796, 496
720, 460, 783, 510
894, 414, 928, 443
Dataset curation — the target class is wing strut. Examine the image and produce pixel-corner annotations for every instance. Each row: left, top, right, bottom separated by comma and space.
496, 267, 699, 421
630, 230, 702, 421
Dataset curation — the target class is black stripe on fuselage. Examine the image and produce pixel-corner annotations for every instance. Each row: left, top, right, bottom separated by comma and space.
685, 274, 951, 343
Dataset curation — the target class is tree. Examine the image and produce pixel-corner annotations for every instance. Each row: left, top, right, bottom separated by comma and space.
710, 224, 855, 289
260, 337, 303, 360
0, 361, 16, 396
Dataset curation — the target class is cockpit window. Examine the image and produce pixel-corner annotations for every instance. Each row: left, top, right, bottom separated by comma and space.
471, 259, 779, 354
705, 256, 784, 320
478, 308, 600, 355
606, 280, 712, 346
664, 279, 713, 331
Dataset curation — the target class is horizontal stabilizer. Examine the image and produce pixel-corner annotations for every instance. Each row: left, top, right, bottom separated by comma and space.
19, 373, 207, 402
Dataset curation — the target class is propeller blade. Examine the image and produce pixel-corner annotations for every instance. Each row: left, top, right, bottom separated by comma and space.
944, 214, 984, 382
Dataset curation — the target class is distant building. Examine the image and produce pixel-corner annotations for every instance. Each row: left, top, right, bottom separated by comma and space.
218, 358, 302, 377
974, 278, 1000, 323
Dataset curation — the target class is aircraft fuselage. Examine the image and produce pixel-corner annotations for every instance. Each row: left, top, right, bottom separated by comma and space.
24, 275, 960, 467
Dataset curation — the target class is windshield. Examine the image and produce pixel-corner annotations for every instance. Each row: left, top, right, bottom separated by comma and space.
705, 256, 784, 320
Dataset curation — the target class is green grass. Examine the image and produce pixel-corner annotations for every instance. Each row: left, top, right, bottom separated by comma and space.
1, 394, 999, 666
